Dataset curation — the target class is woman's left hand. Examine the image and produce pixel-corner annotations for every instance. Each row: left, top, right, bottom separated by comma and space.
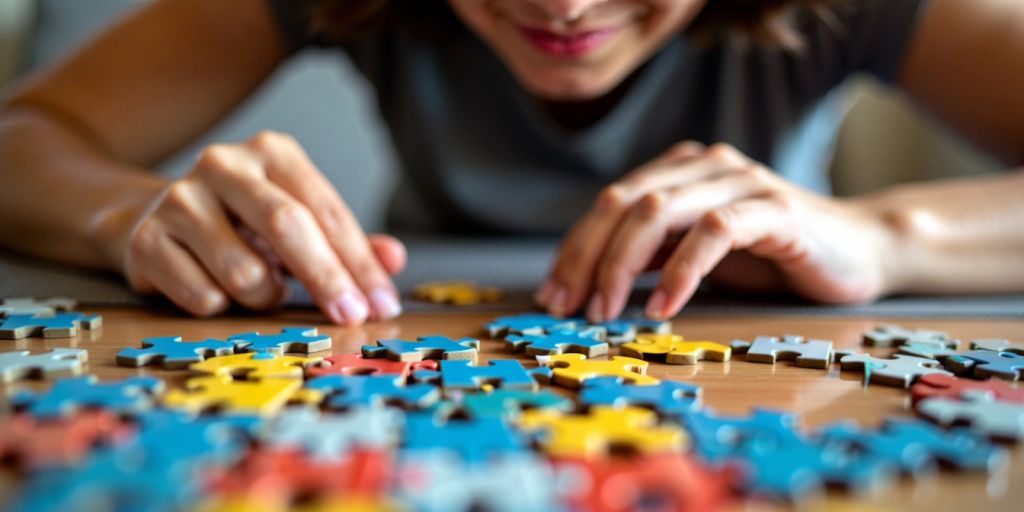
536, 142, 902, 321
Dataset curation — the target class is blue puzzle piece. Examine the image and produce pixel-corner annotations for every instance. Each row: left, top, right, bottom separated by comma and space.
678, 408, 804, 462
505, 329, 608, 356
484, 314, 579, 338
306, 374, 440, 409
130, 410, 260, 469
565, 315, 671, 344
13, 375, 165, 419
227, 327, 332, 354
580, 377, 702, 415
115, 336, 234, 369
403, 412, 529, 463
440, 359, 539, 391
363, 336, 480, 362
0, 313, 102, 339
462, 389, 573, 418
949, 350, 1024, 381
818, 418, 1006, 475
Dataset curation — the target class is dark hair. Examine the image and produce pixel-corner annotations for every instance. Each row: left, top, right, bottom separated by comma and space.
310, 0, 836, 48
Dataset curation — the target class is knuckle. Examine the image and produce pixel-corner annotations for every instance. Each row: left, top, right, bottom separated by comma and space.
265, 200, 312, 240
765, 190, 794, 211
595, 184, 630, 215
194, 144, 237, 173
221, 253, 267, 292
706, 143, 741, 163
129, 223, 161, 257
249, 130, 298, 154
668, 141, 704, 159
633, 192, 666, 221
664, 259, 699, 286
699, 209, 734, 237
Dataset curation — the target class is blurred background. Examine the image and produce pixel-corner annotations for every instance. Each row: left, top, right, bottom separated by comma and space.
0, 0, 1003, 232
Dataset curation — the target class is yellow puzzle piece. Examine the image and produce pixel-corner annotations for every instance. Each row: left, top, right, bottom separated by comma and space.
620, 333, 731, 365
519, 405, 686, 457
545, 354, 659, 388
414, 281, 503, 306
163, 375, 322, 417
196, 496, 397, 512
189, 352, 321, 380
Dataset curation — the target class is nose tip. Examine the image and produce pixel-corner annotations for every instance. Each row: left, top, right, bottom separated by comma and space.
542, 0, 605, 23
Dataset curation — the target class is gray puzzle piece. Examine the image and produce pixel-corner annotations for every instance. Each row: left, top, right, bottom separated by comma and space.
971, 339, 1024, 355
917, 391, 1024, 441
944, 350, 1024, 381
0, 297, 77, 317
0, 348, 88, 383
261, 406, 401, 462
897, 342, 960, 360
840, 353, 952, 388
862, 325, 957, 349
745, 335, 833, 369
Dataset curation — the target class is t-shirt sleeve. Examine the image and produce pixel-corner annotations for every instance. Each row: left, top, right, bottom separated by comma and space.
831, 0, 930, 83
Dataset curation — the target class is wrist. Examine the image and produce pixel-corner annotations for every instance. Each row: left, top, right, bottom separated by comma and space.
88, 181, 166, 273
845, 192, 927, 297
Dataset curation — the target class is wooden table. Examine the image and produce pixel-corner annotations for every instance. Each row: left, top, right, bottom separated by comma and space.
3, 307, 1022, 511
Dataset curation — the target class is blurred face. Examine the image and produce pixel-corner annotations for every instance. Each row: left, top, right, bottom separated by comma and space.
448, 0, 706, 100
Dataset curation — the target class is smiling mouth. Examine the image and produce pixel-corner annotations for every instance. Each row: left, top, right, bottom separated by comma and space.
518, 26, 622, 58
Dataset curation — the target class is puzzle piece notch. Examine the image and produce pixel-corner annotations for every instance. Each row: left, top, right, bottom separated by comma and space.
862, 325, 956, 348
403, 412, 530, 463
0, 348, 88, 383
307, 352, 438, 378
744, 335, 833, 369
483, 313, 580, 338
839, 353, 952, 388
163, 375, 320, 417
13, 375, 165, 419
971, 338, 1024, 355
579, 377, 702, 415
363, 336, 480, 362
943, 350, 1024, 381
260, 406, 402, 461
0, 297, 77, 317
414, 281, 503, 306
519, 405, 686, 458
227, 327, 332, 354
546, 354, 659, 389
461, 389, 574, 418
188, 351, 322, 380
910, 373, 1024, 405
0, 312, 102, 339
116, 336, 234, 369
306, 374, 440, 410
917, 391, 1024, 441
620, 333, 730, 365
505, 328, 609, 357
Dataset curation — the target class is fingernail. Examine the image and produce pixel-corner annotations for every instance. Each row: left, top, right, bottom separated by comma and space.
369, 287, 402, 320
331, 291, 368, 326
586, 293, 605, 323
646, 289, 667, 319
534, 280, 555, 306
550, 286, 568, 316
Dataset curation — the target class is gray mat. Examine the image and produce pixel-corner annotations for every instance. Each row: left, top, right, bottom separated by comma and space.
1, 238, 1022, 318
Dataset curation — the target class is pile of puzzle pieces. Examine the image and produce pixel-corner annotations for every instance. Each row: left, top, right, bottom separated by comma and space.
1, 299, 1021, 511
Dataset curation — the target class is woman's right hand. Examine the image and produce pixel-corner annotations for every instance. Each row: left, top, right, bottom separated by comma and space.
121, 131, 406, 325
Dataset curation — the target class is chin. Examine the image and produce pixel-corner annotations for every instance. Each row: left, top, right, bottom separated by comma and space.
516, 67, 625, 101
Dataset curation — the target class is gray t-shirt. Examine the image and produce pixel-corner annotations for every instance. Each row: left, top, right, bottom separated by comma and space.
267, 0, 926, 234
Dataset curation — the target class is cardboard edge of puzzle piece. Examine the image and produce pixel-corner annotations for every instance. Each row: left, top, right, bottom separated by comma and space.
0, 348, 89, 383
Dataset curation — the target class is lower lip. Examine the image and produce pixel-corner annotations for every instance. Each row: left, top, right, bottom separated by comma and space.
519, 27, 619, 58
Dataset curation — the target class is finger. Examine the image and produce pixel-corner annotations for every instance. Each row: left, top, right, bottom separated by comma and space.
367, 234, 407, 277
647, 197, 792, 319
159, 180, 284, 310
196, 146, 369, 326
127, 227, 228, 317
250, 132, 402, 321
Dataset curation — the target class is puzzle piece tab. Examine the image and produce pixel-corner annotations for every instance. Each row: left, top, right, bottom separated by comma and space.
545, 354, 659, 388
519, 405, 686, 458
306, 352, 438, 378
363, 336, 480, 362
0, 297, 76, 317
227, 327, 332, 354
910, 373, 1024, 405
116, 336, 234, 369
306, 374, 439, 410
917, 391, 1024, 441
13, 375, 164, 419
0, 312, 102, 339
0, 348, 87, 383
505, 328, 608, 357
414, 281, 503, 306
189, 351, 321, 380
943, 350, 1024, 381
744, 335, 833, 369
620, 333, 730, 364
839, 353, 952, 388
579, 377, 702, 415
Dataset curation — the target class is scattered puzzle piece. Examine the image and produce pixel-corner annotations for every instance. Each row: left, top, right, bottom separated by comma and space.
0, 348, 87, 383
461, 389, 574, 418
519, 405, 686, 458
163, 375, 319, 416
0, 297, 77, 317
744, 335, 833, 369
897, 341, 960, 360
579, 377, 702, 415
620, 333, 730, 364
436, 359, 540, 392
545, 354, 659, 388
917, 391, 1024, 441
483, 314, 579, 338
839, 353, 952, 388
261, 407, 401, 461
116, 336, 234, 369
730, 340, 751, 354
505, 328, 608, 357
414, 281, 503, 306
0, 312, 102, 339
306, 374, 439, 410
13, 375, 164, 419
678, 408, 804, 463
0, 410, 133, 469
970, 338, 1024, 355
307, 352, 438, 379
862, 325, 956, 348
363, 336, 480, 362
227, 327, 332, 354
403, 413, 529, 463
943, 350, 1024, 381
189, 352, 322, 380
565, 316, 672, 345
910, 373, 1024, 405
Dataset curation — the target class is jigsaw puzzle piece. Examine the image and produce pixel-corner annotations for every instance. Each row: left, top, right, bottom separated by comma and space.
677, 408, 804, 462
971, 338, 1024, 355
505, 328, 608, 357
943, 350, 1024, 381
519, 405, 686, 458
188, 351, 321, 380
579, 377, 702, 415
917, 391, 1024, 441
897, 341, 960, 360
483, 313, 579, 338
839, 353, 952, 388
545, 354, 659, 388
862, 325, 955, 348
260, 407, 401, 462
163, 375, 319, 417
436, 359, 540, 392
13, 375, 164, 419
620, 333, 730, 364
0, 348, 87, 383
306, 374, 439, 410
910, 373, 1024, 405
116, 336, 234, 369
404, 412, 529, 463
744, 335, 833, 369
227, 327, 332, 354
563, 315, 672, 345
414, 281, 503, 306
0, 297, 77, 317
306, 352, 438, 378
363, 336, 480, 362
461, 389, 573, 418
0, 312, 102, 339
0, 410, 133, 469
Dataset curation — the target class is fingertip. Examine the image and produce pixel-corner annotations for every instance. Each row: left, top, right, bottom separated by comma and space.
325, 291, 369, 326
368, 234, 407, 276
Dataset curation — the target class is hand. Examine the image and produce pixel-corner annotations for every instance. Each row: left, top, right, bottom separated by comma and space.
536, 142, 898, 321
121, 131, 405, 324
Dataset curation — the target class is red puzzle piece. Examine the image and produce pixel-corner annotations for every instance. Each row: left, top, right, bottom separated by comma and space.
0, 410, 133, 469
554, 454, 734, 512
910, 373, 1024, 405
306, 352, 438, 379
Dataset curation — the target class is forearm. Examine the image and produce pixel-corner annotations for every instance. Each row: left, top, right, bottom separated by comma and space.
0, 107, 166, 270
852, 170, 1024, 295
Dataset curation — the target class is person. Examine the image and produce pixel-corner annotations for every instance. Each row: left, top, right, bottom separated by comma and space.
0, 0, 1022, 326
